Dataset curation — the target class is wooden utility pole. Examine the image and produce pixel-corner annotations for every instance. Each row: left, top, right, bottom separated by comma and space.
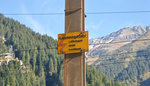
64, 0, 86, 86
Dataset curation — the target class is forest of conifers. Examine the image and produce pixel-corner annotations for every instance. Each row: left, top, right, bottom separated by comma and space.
0, 14, 124, 86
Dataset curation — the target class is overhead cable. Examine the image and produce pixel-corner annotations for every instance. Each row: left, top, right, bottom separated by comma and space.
2, 10, 150, 16
87, 11, 150, 15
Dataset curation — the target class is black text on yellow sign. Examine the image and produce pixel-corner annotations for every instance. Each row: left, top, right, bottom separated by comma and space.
58, 31, 89, 54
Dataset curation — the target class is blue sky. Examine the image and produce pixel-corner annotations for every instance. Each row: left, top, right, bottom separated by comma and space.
0, 0, 150, 39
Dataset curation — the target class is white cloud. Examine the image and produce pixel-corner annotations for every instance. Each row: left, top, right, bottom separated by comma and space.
26, 17, 42, 31
41, 0, 49, 7
20, 5, 43, 33
86, 21, 104, 30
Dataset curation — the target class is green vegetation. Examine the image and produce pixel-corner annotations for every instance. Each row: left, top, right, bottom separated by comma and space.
86, 65, 125, 86
96, 32, 150, 86
0, 14, 63, 86
0, 14, 123, 86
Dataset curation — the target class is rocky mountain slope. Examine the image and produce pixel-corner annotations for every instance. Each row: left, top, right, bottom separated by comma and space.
87, 26, 150, 86
87, 26, 150, 57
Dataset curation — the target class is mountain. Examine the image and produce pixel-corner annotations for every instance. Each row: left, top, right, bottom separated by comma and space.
0, 14, 123, 86
87, 25, 150, 86
88, 26, 150, 56
86, 26, 150, 64
0, 14, 63, 86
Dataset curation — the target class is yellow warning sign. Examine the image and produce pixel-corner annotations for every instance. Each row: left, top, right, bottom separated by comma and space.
58, 31, 89, 54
